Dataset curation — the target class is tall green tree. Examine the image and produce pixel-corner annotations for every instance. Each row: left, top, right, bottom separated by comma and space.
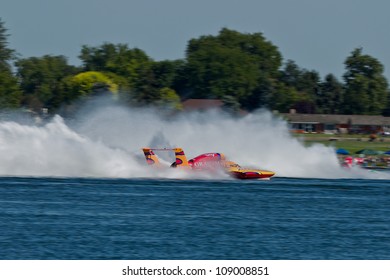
0, 18, 22, 109
60, 71, 118, 100
278, 60, 320, 113
317, 74, 344, 114
0, 71, 22, 109
279, 60, 302, 88
152, 59, 185, 89
185, 28, 282, 111
342, 48, 389, 115
127, 59, 184, 111
79, 43, 152, 90
15, 55, 78, 112
0, 18, 15, 69
156, 87, 182, 111
383, 91, 390, 116
270, 81, 300, 113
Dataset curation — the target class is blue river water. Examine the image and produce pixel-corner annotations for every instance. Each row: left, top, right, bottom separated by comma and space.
0, 176, 389, 260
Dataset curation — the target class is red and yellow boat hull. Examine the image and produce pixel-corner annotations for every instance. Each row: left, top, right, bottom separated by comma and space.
229, 169, 275, 179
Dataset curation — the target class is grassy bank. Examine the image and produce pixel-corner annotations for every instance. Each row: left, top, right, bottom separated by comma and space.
294, 133, 390, 154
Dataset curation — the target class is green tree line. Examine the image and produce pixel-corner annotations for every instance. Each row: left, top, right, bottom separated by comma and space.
1, 18, 389, 116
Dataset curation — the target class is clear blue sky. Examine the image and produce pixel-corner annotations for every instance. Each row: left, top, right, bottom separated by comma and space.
2, 0, 390, 79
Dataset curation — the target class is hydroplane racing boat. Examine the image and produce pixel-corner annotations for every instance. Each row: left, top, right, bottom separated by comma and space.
142, 147, 275, 180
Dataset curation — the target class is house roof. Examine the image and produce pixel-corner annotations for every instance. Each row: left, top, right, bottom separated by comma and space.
182, 99, 224, 111
281, 113, 390, 126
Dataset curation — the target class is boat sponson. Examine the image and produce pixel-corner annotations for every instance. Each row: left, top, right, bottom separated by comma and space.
229, 170, 275, 179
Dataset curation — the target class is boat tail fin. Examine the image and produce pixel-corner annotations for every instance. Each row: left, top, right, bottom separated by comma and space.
173, 148, 189, 167
142, 147, 160, 166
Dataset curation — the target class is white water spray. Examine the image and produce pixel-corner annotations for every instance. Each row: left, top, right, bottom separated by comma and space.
0, 100, 388, 179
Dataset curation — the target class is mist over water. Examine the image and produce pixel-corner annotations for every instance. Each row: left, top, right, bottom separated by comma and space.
0, 98, 388, 179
